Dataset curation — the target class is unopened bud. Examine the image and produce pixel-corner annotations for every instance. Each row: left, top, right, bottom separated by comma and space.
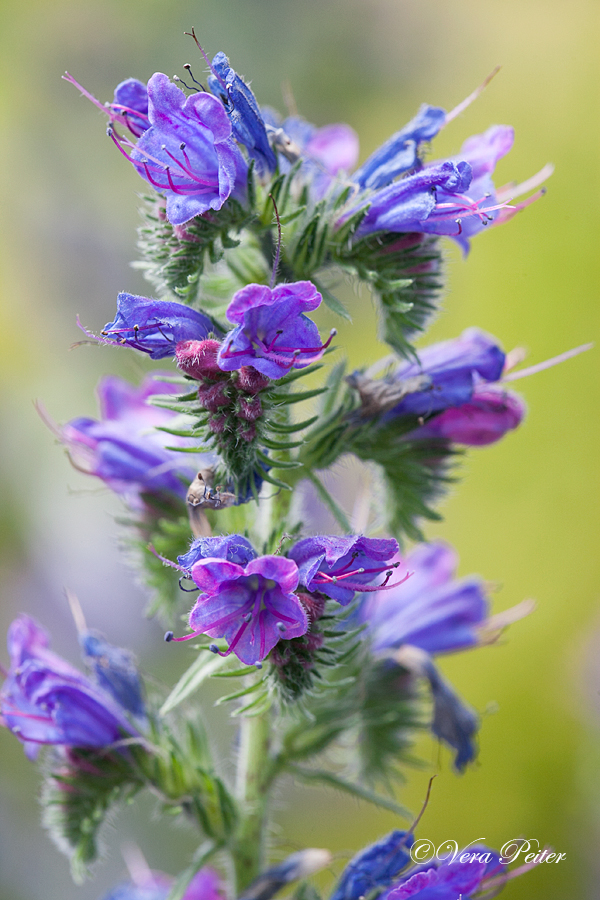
237, 365, 271, 394
238, 395, 263, 422
175, 339, 223, 379
198, 381, 230, 412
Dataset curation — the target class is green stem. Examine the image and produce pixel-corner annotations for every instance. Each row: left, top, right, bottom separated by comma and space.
230, 710, 273, 893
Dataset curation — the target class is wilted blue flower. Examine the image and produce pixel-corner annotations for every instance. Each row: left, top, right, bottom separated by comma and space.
208, 52, 276, 174
98, 292, 218, 359
168, 552, 308, 665
383, 328, 506, 420
125, 73, 247, 225
353, 104, 446, 191
46, 372, 208, 506
239, 849, 331, 900
217, 281, 335, 380
102, 867, 222, 900
361, 542, 489, 655
288, 535, 402, 605
0, 616, 136, 759
409, 385, 526, 446
330, 831, 414, 900
79, 631, 145, 719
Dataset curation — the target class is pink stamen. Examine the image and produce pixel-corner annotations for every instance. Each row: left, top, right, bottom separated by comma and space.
147, 544, 189, 574
499, 342, 593, 383
63, 72, 109, 116
443, 66, 502, 127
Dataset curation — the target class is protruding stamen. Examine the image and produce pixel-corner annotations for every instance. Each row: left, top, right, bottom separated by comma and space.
164, 631, 174, 642
183, 63, 206, 92
148, 544, 189, 574
500, 342, 593, 384
276, 622, 286, 633
184, 27, 228, 92
444, 66, 502, 127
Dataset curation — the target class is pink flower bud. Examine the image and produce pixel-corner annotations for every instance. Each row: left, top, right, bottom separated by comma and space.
198, 382, 230, 412
238, 395, 263, 422
175, 339, 223, 379
237, 365, 271, 394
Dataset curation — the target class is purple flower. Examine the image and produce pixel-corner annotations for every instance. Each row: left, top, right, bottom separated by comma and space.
353, 104, 446, 191
125, 73, 247, 225
217, 282, 334, 379
170, 555, 308, 665
208, 52, 277, 174
1, 616, 136, 759
352, 161, 472, 237
102, 867, 222, 900
384, 847, 504, 900
79, 631, 145, 719
50, 373, 204, 505
330, 831, 414, 900
112, 78, 149, 137
384, 328, 506, 420
409, 386, 526, 446
361, 542, 489, 655
177, 534, 258, 570
98, 292, 218, 359
288, 535, 401, 606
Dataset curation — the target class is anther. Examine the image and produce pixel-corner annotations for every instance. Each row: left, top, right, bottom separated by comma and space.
180, 142, 186, 150
209, 643, 220, 654
164, 631, 174, 642
255, 662, 263, 670
276, 622, 286, 632
244, 612, 253, 623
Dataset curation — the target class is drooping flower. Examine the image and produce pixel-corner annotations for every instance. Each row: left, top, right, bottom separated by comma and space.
96, 292, 218, 359
217, 281, 335, 379
330, 831, 414, 900
101, 867, 223, 900
124, 73, 247, 225
0, 616, 137, 759
409, 385, 526, 446
288, 535, 402, 605
166, 542, 308, 665
207, 52, 277, 174
45, 373, 207, 506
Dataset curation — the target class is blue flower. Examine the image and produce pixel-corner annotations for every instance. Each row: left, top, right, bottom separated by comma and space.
217, 281, 334, 380
177, 534, 258, 570
383, 845, 505, 900
128, 73, 247, 225
101, 867, 223, 900
99, 292, 218, 359
288, 535, 401, 606
378, 328, 506, 420
330, 831, 414, 900
79, 631, 145, 719
361, 542, 489, 655
208, 52, 277, 174
353, 104, 446, 191
112, 78, 149, 137
0, 616, 137, 759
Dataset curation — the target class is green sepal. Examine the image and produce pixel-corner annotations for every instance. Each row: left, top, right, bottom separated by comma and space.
267, 387, 327, 405
268, 415, 319, 433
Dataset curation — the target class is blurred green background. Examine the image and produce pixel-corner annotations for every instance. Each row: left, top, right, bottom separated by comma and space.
0, 0, 598, 898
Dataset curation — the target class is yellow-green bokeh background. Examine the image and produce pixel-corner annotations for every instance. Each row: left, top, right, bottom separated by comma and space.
0, 1, 599, 898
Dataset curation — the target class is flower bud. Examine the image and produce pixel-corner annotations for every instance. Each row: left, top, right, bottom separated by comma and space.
238, 395, 263, 422
175, 339, 223, 379
237, 365, 271, 394
198, 382, 230, 412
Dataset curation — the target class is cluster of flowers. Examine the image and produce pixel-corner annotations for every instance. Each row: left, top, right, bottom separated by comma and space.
0, 33, 569, 900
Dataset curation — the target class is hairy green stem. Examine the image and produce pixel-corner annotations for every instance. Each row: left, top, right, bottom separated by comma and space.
231, 710, 273, 892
